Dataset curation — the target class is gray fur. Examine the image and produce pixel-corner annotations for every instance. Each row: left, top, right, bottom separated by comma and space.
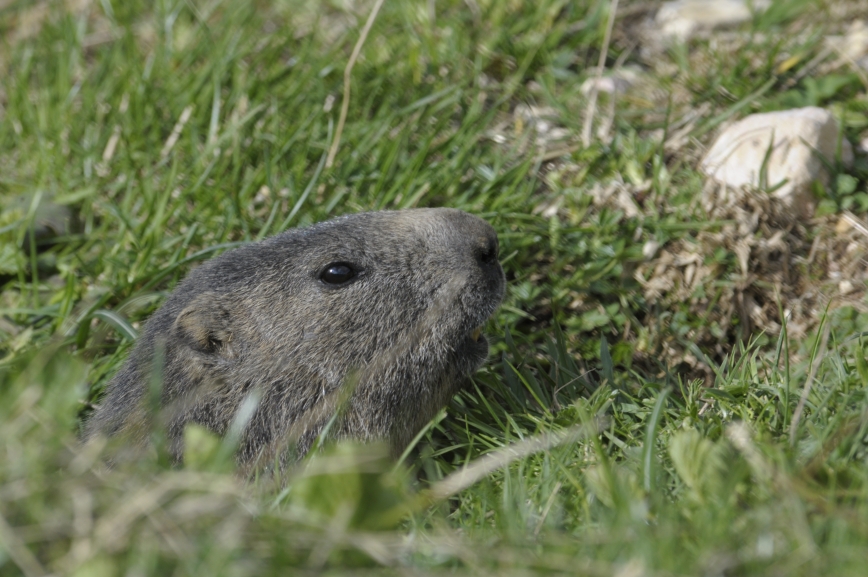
84, 208, 505, 467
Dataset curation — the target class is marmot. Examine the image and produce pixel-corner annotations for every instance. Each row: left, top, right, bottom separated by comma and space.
84, 208, 505, 467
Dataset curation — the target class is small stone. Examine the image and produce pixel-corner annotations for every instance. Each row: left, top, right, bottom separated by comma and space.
684, 263, 696, 287
839, 280, 855, 296
642, 240, 660, 260
700, 107, 853, 218
655, 0, 770, 42
254, 185, 271, 204
580, 67, 641, 96
513, 104, 570, 145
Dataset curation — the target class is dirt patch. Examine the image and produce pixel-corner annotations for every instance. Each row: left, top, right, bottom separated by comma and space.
635, 182, 868, 371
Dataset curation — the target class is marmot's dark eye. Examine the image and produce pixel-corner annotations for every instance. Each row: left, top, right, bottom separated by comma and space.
319, 263, 357, 285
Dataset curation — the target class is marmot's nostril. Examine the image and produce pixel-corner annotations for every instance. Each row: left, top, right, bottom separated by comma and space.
477, 235, 499, 266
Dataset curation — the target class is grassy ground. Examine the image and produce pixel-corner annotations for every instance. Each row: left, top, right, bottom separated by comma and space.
2, 0, 868, 574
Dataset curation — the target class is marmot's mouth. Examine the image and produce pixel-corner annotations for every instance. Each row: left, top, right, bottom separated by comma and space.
459, 325, 489, 370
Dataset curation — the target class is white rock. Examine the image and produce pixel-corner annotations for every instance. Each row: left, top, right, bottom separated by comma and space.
655, 0, 770, 42
701, 107, 853, 218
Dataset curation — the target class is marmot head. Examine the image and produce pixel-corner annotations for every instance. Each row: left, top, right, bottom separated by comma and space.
86, 208, 505, 466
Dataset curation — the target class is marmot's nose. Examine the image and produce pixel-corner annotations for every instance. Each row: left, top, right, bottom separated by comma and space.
433, 208, 502, 271
474, 230, 500, 268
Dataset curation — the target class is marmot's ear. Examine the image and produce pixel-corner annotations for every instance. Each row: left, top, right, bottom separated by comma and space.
173, 293, 234, 355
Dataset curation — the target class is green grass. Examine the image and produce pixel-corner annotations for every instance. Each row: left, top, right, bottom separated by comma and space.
2, 0, 868, 574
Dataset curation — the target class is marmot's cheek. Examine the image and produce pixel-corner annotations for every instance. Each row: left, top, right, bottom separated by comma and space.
469, 266, 505, 308
456, 331, 490, 371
